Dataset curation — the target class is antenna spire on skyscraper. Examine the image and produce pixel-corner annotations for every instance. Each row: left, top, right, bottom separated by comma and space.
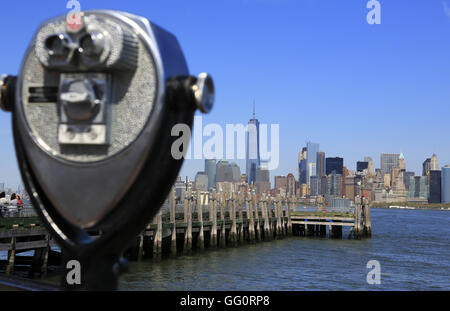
253, 99, 256, 119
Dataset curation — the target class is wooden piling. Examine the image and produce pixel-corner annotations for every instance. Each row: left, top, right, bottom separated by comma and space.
253, 192, 261, 241
247, 192, 255, 242
287, 196, 293, 236
197, 191, 205, 251
153, 209, 163, 258
137, 232, 145, 261
220, 192, 226, 248
209, 191, 218, 248
184, 191, 193, 254
230, 194, 238, 246
170, 187, 177, 256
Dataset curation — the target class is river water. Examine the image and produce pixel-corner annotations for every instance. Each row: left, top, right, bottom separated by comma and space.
118, 208, 450, 291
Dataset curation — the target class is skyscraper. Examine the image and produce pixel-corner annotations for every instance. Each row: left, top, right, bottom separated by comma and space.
205, 159, 217, 190
306, 142, 319, 186
326, 157, 344, 175
422, 158, 432, 176
430, 154, 439, 171
442, 166, 450, 203
246, 105, 261, 185
407, 176, 429, 201
429, 170, 441, 203
398, 153, 406, 171
216, 160, 240, 183
364, 156, 374, 176
255, 162, 271, 194
356, 161, 369, 173
380, 153, 400, 176
194, 172, 209, 191
316, 151, 326, 178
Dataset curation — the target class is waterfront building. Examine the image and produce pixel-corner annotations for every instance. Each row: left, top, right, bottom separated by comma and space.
398, 153, 406, 171
316, 151, 326, 178
380, 153, 400, 176
429, 170, 441, 203
274, 176, 287, 190
205, 159, 217, 190
383, 173, 391, 188
287, 173, 296, 197
306, 142, 319, 186
364, 156, 375, 176
422, 158, 432, 176
195, 172, 209, 191
310, 176, 319, 196
328, 198, 351, 210
174, 176, 186, 202
430, 154, 439, 171
246, 106, 261, 185
357, 161, 369, 173
327, 172, 342, 197
407, 176, 429, 201
216, 160, 241, 183
319, 176, 328, 195
442, 165, 450, 203
403, 171, 415, 191
326, 157, 343, 176
255, 163, 271, 194
345, 176, 356, 201
298, 147, 307, 182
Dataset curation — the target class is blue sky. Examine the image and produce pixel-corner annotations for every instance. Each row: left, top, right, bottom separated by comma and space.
1, 0, 450, 189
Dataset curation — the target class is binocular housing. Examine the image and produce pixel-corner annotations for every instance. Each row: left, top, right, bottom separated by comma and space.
1, 10, 214, 289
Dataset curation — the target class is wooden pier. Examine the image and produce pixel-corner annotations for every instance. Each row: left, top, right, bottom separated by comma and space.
1, 191, 371, 277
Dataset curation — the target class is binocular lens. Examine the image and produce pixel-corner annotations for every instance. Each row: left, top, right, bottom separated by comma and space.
79, 32, 105, 57
45, 34, 70, 56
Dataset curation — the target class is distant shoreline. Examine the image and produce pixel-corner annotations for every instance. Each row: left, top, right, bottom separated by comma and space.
371, 205, 450, 211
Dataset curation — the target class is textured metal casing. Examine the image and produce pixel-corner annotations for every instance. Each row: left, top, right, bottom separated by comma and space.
14, 11, 189, 229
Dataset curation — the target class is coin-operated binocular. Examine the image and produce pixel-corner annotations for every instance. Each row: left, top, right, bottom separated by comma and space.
0, 10, 214, 290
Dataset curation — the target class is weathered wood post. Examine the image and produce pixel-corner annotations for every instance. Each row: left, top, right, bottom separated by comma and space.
237, 192, 244, 243
184, 190, 193, 254
266, 195, 273, 238
247, 190, 255, 242
363, 197, 372, 237
137, 231, 145, 261
170, 187, 177, 256
220, 192, 226, 248
287, 196, 293, 236
276, 196, 283, 238
230, 193, 238, 246
209, 190, 218, 248
153, 208, 163, 259
254, 191, 262, 241
197, 190, 205, 251
263, 195, 271, 240
354, 195, 362, 239
6, 237, 15, 275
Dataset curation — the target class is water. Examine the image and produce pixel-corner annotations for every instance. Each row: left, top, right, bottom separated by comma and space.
118, 208, 450, 290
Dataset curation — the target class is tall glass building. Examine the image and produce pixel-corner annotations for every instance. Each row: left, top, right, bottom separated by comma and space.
205, 159, 217, 190
326, 157, 344, 175
246, 110, 261, 185
407, 176, 429, 200
380, 153, 399, 176
306, 142, 319, 186
316, 151, 326, 178
442, 166, 450, 203
429, 170, 441, 203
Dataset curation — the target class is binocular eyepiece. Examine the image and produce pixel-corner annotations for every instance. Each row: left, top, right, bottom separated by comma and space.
1, 10, 214, 290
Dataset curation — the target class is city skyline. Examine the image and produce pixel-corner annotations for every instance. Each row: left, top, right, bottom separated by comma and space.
1, 0, 450, 188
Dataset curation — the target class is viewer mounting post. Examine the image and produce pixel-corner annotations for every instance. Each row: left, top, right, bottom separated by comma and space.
1, 10, 214, 290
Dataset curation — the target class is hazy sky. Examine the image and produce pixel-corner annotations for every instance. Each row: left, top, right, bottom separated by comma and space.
1, 0, 450, 189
